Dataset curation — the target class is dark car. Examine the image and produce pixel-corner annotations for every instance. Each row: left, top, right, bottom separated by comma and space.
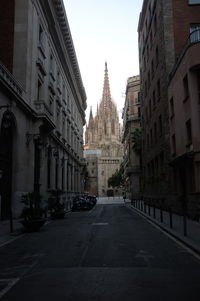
72, 196, 92, 211
86, 195, 97, 207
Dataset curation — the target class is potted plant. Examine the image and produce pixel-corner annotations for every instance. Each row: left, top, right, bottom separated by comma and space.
48, 189, 66, 219
20, 192, 46, 231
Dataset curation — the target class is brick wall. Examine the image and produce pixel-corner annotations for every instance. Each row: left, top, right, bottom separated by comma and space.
0, 0, 15, 72
173, 0, 200, 57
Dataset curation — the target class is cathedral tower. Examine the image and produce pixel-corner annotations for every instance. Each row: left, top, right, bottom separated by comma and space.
84, 63, 123, 197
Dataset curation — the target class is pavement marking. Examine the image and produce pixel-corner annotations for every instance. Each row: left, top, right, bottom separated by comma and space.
89, 206, 96, 214
92, 222, 109, 226
0, 234, 25, 249
126, 204, 200, 263
135, 250, 154, 267
0, 278, 20, 299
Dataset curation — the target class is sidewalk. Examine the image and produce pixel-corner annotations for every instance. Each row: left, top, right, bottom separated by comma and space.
127, 200, 200, 255
0, 218, 24, 247
0, 208, 72, 247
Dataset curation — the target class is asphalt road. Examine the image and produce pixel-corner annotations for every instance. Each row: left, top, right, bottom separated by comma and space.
0, 203, 200, 301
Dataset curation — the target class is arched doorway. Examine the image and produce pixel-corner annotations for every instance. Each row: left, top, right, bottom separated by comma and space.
0, 110, 15, 220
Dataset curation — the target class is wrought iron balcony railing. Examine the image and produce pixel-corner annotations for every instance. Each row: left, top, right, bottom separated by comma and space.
169, 29, 200, 80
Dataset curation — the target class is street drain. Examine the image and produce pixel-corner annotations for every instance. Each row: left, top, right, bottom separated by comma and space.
92, 222, 109, 226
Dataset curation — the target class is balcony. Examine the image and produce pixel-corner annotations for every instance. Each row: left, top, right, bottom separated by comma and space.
169, 29, 200, 80
0, 62, 24, 98
34, 100, 55, 132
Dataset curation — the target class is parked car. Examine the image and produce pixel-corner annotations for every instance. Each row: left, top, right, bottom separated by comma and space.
72, 196, 92, 211
86, 195, 97, 207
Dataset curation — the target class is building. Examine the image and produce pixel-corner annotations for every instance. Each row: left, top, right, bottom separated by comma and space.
138, 0, 200, 213
0, 0, 87, 219
122, 76, 141, 201
168, 2, 200, 218
84, 63, 123, 197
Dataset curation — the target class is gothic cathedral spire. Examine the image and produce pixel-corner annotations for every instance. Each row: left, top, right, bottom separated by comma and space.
100, 62, 112, 112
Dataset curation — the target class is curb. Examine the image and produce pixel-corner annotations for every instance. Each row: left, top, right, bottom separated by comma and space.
127, 204, 200, 257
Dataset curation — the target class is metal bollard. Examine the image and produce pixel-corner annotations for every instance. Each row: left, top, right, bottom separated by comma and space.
160, 206, 163, 223
148, 204, 150, 216
183, 214, 187, 236
153, 205, 156, 219
169, 209, 173, 228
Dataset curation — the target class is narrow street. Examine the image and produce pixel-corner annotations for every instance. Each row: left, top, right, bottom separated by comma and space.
0, 202, 200, 301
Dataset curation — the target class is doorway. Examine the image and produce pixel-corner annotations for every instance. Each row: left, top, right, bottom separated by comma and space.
0, 110, 15, 220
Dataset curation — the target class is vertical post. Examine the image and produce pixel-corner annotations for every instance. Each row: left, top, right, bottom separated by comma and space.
160, 206, 163, 223
169, 208, 173, 229
148, 204, 150, 216
153, 205, 156, 219
183, 214, 187, 236
9, 206, 13, 233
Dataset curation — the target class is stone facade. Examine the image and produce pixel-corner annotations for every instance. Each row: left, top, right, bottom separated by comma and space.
122, 76, 141, 200
0, 0, 87, 219
84, 63, 123, 197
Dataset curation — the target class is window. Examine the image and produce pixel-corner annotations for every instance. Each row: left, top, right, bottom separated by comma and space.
151, 60, 154, 79
111, 120, 115, 134
155, 46, 159, 67
39, 25, 44, 44
154, 122, 157, 143
172, 135, 176, 156
149, 99, 152, 118
153, 90, 156, 109
157, 79, 161, 101
160, 152, 164, 175
150, 31, 153, 49
170, 97, 174, 118
138, 107, 141, 118
49, 53, 54, 73
188, 0, 200, 4
159, 115, 163, 136
147, 133, 150, 150
154, 14, 157, 34
186, 119, 192, 146
183, 74, 189, 101
150, 128, 153, 146
145, 108, 148, 122
190, 23, 200, 42
37, 80, 42, 100
145, 81, 147, 96
148, 71, 150, 88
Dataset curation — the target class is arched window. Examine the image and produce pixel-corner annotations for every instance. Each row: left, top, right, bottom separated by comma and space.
111, 120, 115, 135
104, 122, 107, 135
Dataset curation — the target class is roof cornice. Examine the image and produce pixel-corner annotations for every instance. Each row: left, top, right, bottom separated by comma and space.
52, 0, 87, 106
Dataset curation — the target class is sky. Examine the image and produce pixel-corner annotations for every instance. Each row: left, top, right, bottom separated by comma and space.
64, 0, 143, 122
